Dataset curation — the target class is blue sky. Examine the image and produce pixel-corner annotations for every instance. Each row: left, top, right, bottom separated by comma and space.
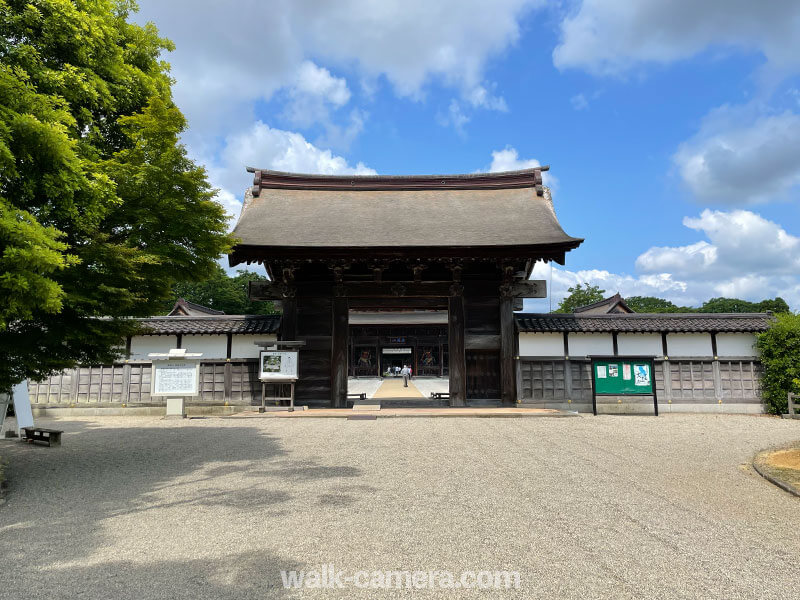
134, 1, 800, 310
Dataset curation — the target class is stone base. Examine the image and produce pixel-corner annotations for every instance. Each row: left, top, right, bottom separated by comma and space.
31, 405, 254, 417
353, 401, 381, 411
165, 398, 186, 419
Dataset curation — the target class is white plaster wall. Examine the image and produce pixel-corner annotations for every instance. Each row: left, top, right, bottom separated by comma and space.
716, 333, 758, 357
230, 334, 277, 359
518, 333, 564, 356
181, 335, 228, 360
617, 334, 662, 356
129, 335, 178, 360
567, 333, 614, 357
666, 333, 712, 357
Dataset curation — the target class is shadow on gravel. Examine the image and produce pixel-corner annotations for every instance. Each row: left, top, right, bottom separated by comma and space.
0, 420, 364, 598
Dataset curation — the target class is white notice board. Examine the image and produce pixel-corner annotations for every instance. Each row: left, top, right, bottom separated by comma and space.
259, 351, 298, 381
152, 361, 200, 396
13, 381, 34, 431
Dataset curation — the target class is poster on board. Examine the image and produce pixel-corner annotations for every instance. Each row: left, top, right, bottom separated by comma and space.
634, 364, 651, 387
259, 351, 299, 380
623, 364, 632, 380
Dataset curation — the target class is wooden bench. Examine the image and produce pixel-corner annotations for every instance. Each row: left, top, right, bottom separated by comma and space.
22, 427, 63, 447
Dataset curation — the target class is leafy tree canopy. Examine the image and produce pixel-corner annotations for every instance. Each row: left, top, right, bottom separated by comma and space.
625, 296, 690, 313
164, 265, 277, 315
0, 0, 233, 388
556, 283, 605, 313
756, 313, 800, 414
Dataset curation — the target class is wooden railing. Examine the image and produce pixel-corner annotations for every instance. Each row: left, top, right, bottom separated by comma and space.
789, 393, 799, 417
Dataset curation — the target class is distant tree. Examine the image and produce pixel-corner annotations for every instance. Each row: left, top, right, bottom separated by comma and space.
756, 297, 791, 314
697, 298, 759, 313
165, 265, 277, 315
625, 296, 689, 313
756, 313, 800, 414
556, 283, 605, 313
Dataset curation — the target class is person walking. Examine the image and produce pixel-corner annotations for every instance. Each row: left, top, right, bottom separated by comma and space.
400, 364, 411, 387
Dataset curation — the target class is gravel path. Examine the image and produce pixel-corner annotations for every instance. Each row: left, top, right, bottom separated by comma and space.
1, 414, 799, 599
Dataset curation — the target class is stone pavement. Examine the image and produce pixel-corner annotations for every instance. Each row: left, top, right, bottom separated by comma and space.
2, 414, 799, 599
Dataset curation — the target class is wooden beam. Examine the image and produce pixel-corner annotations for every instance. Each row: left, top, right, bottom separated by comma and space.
448, 295, 467, 407
348, 297, 448, 310
250, 280, 547, 300
331, 297, 349, 408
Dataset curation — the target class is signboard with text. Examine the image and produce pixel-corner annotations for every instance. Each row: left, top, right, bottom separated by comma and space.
152, 361, 199, 397
259, 351, 298, 381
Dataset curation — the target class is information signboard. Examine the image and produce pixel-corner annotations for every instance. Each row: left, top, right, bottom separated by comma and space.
590, 356, 658, 416
592, 359, 654, 395
259, 351, 298, 381
152, 361, 199, 397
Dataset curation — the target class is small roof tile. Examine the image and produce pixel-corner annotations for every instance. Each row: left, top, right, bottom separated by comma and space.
138, 315, 280, 335
516, 313, 773, 333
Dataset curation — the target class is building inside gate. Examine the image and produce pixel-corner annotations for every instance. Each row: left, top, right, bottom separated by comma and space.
229, 167, 583, 407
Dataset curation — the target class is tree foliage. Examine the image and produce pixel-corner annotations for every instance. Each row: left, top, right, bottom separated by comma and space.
756, 313, 800, 414
0, 0, 233, 388
611, 295, 790, 314
625, 296, 689, 313
164, 266, 277, 315
556, 283, 605, 313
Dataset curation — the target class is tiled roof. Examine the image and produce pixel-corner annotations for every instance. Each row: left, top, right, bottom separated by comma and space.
573, 293, 633, 314
137, 315, 281, 335
515, 313, 773, 333
167, 298, 225, 316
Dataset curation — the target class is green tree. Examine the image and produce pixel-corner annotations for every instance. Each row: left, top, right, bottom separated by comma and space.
625, 296, 689, 313
756, 297, 791, 313
164, 265, 277, 315
756, 313, 800, 414
556, 283, 605, 313
697, 297, 758, 313
0, 0, 232, 388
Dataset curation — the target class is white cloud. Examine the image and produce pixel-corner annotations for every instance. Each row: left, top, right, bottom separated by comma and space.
553, 0, 800, 79
438, 100, 471, 136
438, 85, 508, 134
282, 61, 352, 129
293, 61, 351, 106
486, 147, 556, 188
570, 93, 589, 111
207, 121, 376, 222
466, 84, 508, 112
673, 106, 800, 204
489, 147, 542, 172
526, 209, 800, 311
135, 0, 542, 143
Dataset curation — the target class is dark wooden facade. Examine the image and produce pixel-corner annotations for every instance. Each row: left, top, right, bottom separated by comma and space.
230, 168, 582, 407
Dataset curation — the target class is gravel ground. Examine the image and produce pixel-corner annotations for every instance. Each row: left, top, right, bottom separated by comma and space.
1, 414, 799, 599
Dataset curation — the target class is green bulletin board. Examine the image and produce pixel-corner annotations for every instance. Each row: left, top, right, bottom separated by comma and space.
592, 359, 654, 395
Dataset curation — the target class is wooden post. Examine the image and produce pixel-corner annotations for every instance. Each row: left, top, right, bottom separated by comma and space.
281, 297, 297, 341
224, 362, 232, 404
121, 363, 131, 405
331, 296, 349, 408
448, 292, 467, 407
499, 296, 515, 405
